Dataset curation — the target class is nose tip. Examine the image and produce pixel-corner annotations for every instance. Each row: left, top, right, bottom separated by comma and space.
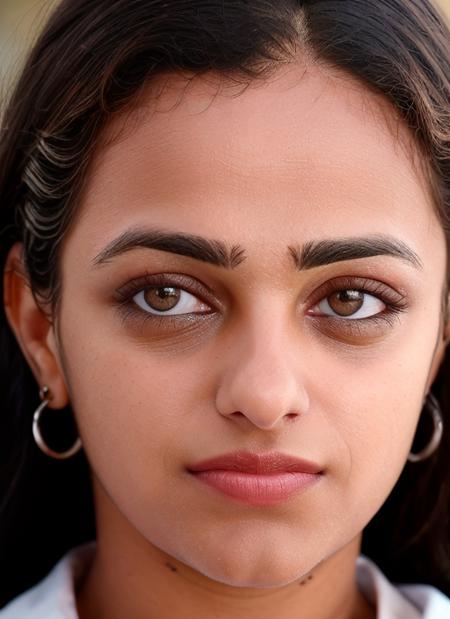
215, 363, 309, 430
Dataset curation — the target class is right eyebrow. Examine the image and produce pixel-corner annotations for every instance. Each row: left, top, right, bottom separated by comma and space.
91, 227, 247, 269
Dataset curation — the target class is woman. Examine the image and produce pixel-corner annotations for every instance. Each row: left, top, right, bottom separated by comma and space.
1, 0, 450, 617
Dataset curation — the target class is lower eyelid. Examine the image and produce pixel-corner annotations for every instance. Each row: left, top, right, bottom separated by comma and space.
306, 309, 404, 337
302, 315, 398, 346
118, 306, 218, 335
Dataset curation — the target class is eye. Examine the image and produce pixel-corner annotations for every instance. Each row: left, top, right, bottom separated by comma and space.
310, 289, 386, 320
133, 285, 211, 315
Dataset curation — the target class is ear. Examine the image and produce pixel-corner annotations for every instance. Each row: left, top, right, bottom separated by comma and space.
3, 242, 69, 408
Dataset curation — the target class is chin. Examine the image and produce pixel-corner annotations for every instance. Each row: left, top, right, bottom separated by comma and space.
187, 550, 314, 589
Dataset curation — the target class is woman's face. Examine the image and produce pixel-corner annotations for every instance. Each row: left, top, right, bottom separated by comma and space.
52, 65, 447, 586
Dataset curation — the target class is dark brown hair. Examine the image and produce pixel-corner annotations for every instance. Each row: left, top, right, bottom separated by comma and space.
1, 0, 450, 607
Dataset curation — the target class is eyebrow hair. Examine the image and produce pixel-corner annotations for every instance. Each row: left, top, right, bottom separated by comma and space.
288, 235, 423, 270
92, 227, 247, 269
91, 228, 423, 272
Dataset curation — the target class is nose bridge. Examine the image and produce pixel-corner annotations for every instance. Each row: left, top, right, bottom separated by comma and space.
215, 307, 310, 429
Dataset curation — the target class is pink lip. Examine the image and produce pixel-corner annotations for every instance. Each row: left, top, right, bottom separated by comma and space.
187, 451, 324, 506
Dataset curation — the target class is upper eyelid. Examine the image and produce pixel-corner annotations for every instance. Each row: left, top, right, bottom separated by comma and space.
305, 276, 407, 308
115, 272, 408, 312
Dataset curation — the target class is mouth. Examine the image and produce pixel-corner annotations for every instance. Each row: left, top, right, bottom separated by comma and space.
187, 451, 324, 506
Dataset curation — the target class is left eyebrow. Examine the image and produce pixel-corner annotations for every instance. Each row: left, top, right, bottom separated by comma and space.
288, 235, 423, 270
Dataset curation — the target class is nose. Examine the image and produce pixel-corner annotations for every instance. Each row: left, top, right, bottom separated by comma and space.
215, 318, 310, 430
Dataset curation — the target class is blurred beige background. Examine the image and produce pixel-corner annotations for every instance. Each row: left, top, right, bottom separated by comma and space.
1, 0, 450, 89
0, 0, 59, 88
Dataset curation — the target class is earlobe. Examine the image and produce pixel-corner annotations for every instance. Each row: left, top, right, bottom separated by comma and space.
3, 242, 69, 408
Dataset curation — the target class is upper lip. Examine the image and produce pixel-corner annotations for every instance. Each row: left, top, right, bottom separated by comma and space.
187, 451, 324, 475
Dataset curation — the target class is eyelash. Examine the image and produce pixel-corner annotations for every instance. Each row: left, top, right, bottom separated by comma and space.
113, 273, 409, 331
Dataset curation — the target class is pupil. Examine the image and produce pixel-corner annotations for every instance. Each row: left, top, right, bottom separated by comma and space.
157, 287, 176, 299
340, 290, 360, 302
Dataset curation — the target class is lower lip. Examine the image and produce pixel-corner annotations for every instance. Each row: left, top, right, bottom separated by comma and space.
189, 470, 322, 506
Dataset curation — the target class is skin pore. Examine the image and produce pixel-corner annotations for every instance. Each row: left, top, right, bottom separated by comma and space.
4, 61, 450, 619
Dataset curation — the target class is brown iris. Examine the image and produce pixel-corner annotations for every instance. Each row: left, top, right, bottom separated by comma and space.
328, 290, 364, 316
143, 287, 181, 312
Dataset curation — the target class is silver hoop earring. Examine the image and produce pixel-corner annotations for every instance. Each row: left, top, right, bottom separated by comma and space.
32, 386, 83, 460
407, 392, 443, 463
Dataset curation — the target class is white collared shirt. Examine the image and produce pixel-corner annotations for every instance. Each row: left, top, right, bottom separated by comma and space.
1, 542, 449, 617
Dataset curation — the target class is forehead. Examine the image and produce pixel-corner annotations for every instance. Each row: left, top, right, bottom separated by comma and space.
69, 63, 441, 264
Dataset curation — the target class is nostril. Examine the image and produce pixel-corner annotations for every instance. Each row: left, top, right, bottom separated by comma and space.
229, 411, 299, 422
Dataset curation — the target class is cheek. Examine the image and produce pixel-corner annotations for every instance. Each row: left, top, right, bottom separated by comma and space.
59, 317, 223, 518
319, 341, 431, 526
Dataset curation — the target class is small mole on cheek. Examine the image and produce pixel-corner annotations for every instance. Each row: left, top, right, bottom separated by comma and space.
299, 574, 314, 586
165, 562, 178, 573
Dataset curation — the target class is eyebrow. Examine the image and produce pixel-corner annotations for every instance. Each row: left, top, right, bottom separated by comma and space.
92, 227, 247, 269
91, 228, 422, 271
290, 235, 423, 270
